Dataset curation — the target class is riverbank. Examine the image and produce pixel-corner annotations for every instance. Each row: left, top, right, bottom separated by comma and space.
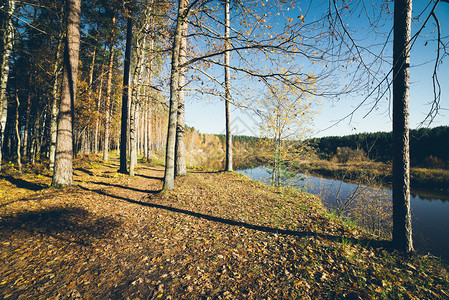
290, 159, 449, 192
244, 153, 449, 192
1, 158, 448, 299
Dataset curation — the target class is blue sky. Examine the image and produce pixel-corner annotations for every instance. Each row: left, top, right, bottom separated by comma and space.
183, 0, 449, 138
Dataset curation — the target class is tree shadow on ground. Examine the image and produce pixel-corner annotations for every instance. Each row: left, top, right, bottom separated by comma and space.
88, 181, 158, 194
189, 170, 221, 174
74, 168, 95, 176
0, 175, 48, 191
0, 206, 121, 246
136, 174, 164, 181
79, 185, 392, 251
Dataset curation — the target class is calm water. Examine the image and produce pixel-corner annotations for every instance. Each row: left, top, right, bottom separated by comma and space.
238, 166, 449, 261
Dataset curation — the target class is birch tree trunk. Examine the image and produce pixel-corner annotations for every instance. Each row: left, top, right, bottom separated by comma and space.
224, 0, 233, 171
129, 13, 148, 176
103, 15, 116, 162
392, 0, 413, 252
146, 39, 154, 161
175, 0, 188, 177
163, 0, 187, 189
49, 38, 64, 170
129, 94, 137, 176
94, 60, 105, 154
22, 89, 31, 157
0, 0, 16, 171
14, 92, 21, 173
52, 0, 81, 186
144, 96, 149, 160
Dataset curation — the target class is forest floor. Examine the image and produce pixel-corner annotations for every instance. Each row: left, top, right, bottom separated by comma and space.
1, 157, 448, 299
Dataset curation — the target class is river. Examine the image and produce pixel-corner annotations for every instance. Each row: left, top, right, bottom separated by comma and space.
237, 166, 449, 261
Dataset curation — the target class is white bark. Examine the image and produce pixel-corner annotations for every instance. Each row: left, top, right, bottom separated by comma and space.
175, 0, 188, 177
0, 0, 16, 171
224, 0, 233, 171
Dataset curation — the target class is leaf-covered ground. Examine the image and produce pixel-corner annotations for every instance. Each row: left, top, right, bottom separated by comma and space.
1, 158, 448, 299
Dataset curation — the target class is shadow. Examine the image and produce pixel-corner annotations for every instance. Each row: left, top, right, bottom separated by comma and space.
89, 181, 159, 194
79, 185, 391, 250
75, 167, 95, 176
189, 170, 221, 174
0, 175, 48, 191
79, 185, 161, 198
136, 174, 164, 181
0, 206, 121, 246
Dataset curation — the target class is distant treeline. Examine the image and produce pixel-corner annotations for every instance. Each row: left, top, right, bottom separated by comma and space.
216, 134, 262, 145
310, 126, 449, 167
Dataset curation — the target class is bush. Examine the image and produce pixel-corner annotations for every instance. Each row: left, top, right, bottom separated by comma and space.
423, 155, 447, 169
335, 147, 366, 163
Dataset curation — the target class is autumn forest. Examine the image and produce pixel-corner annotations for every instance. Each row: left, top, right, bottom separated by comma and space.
1, 0, 449, 298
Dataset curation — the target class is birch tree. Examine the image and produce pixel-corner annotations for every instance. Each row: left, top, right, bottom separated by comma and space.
175, 0, 189, 177
223, 0, 232, 171
103, 13, 116, 161
0, 0, 15, 171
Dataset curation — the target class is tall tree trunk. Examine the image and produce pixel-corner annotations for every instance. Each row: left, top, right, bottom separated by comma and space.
49, 38, 64, 170
0, 0, 15, 171
14, 92, 21, 173
139, 107, 144, 156
103, 15, 116, 162
392, 0, 413, 252
94, 60, 106, 154
119, 14, 132, 174
129, 92, 137, 176
22, 89, 31, 157
52, 0, 81, 186
146, 39, 154, 161
164, 0, 187, 189
175, 0, 188, 177
224, 0, 233, 171
30, 110, 42, 165
129, 16, 147, 176
88, 47, 96, 92
144, 96, 149, 160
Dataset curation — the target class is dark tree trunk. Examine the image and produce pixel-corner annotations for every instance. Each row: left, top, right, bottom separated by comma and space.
392, 0, 413, 252
119, 15, 133, 174
52, 0, 81, 186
